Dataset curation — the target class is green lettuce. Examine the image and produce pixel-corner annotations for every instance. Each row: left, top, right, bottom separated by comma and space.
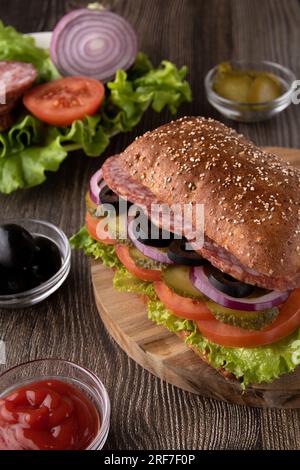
72, 230, 300, 388
0, 21, 59, 82
70, 226, 121, 269
101, 53, 192, 135
148, 299, 194, 333
0, 115, 109, 193
114, 267, 157, 300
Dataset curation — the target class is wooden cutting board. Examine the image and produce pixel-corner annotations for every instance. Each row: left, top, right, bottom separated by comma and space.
92, 147, 300, 408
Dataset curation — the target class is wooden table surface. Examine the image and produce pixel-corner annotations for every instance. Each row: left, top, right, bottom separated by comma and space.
1, 0, 300, 450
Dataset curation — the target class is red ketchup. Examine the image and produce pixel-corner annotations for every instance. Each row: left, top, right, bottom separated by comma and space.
0, 379, 100, 450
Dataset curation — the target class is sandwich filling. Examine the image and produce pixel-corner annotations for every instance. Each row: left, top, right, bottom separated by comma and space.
71, 224, 300, 388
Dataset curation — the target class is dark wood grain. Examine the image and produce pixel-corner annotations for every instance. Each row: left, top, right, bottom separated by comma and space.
0, 0, 300, 450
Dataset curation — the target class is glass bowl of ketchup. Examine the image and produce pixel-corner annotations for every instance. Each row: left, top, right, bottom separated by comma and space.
0, 359, 110, 450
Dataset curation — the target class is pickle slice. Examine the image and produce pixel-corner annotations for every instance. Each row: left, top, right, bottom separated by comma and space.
162, 265, 206, 300
248, 74, 282, 103
207, 301, 279, 331
129, 246, 164, 270
214, 73, 253, 103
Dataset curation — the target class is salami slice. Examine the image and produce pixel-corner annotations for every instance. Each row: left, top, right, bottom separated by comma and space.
0, 61, 37, 102
102, 156, 160, 209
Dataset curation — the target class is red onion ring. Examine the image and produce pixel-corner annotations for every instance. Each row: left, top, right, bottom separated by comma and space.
190, 266, 289, 312
128, 220, 173, 265
89, 169, 106, 205
50, 8, 138, 82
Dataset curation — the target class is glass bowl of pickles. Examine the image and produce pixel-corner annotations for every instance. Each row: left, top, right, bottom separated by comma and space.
205, 61, 295, 122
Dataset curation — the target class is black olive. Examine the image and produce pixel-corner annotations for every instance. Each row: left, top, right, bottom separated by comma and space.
168, 239, 206, 266
0, 224, 36, 270
133, 215, 175, 248
30, 236, 62, 283
0, 266, 9, 295
0, 267, 35, 295
6, 269, 31, 295
207, 266, 255, 298
100, 186, 132, 215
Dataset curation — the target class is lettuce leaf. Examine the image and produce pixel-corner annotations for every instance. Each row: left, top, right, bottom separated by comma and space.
148, 299, 194, 333
72, 231, 300, 387
0, 21, 59, 82
114, 267, 157, 300
0, 115, 109, 193
102, 52, 192, 135
70, 226, 121, 269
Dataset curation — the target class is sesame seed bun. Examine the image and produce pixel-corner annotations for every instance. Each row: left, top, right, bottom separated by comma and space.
102, 116, 300, 290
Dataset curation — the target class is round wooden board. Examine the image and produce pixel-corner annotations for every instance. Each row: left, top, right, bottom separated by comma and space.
92, 147, 300, 408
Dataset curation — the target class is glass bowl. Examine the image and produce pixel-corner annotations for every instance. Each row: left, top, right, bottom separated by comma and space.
0, 359, 111, 450
205, 60, 296, 122
0, 218, 71, 309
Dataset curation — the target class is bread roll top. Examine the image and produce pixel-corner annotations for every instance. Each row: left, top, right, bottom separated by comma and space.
104, 116, 300, 280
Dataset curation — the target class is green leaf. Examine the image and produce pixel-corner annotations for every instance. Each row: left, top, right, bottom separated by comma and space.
46, 115, 110, 156
127, 52, 154, 80
0, 115, 43, 158
114, 267, 156, 300
70, 227, 121, 269
0, 20, 59, 82
0, 139, 67, 193
135, 61, 192, 114
148, 299, 194, 333
0, 116, 109, 193
102, 57, 192, 135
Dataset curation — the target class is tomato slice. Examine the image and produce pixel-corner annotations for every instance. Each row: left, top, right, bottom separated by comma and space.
196, 289, 300, 348
154, 281, 212, 321
85, 212, 115, 245
115, 245, 161, 282
23, 77, 105, 127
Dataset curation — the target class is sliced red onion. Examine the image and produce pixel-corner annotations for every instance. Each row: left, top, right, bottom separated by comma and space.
128, 220, 173, 265
190, 266, 289, 312
50, 8, 138, 83
89, 169, 106, 205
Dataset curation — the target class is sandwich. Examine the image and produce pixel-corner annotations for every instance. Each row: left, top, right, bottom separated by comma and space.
71, 116, 300, 388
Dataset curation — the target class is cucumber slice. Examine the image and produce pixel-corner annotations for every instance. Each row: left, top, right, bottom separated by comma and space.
162, 265, 206, 300
129, 247, 164, 270
207, 301, 279, 331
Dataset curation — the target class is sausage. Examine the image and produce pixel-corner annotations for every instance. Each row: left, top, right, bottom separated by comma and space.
102, 155, 161, 208
0, 61, 37, 102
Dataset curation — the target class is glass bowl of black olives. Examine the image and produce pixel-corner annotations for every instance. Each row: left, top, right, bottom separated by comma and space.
0, 219, 71, 308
